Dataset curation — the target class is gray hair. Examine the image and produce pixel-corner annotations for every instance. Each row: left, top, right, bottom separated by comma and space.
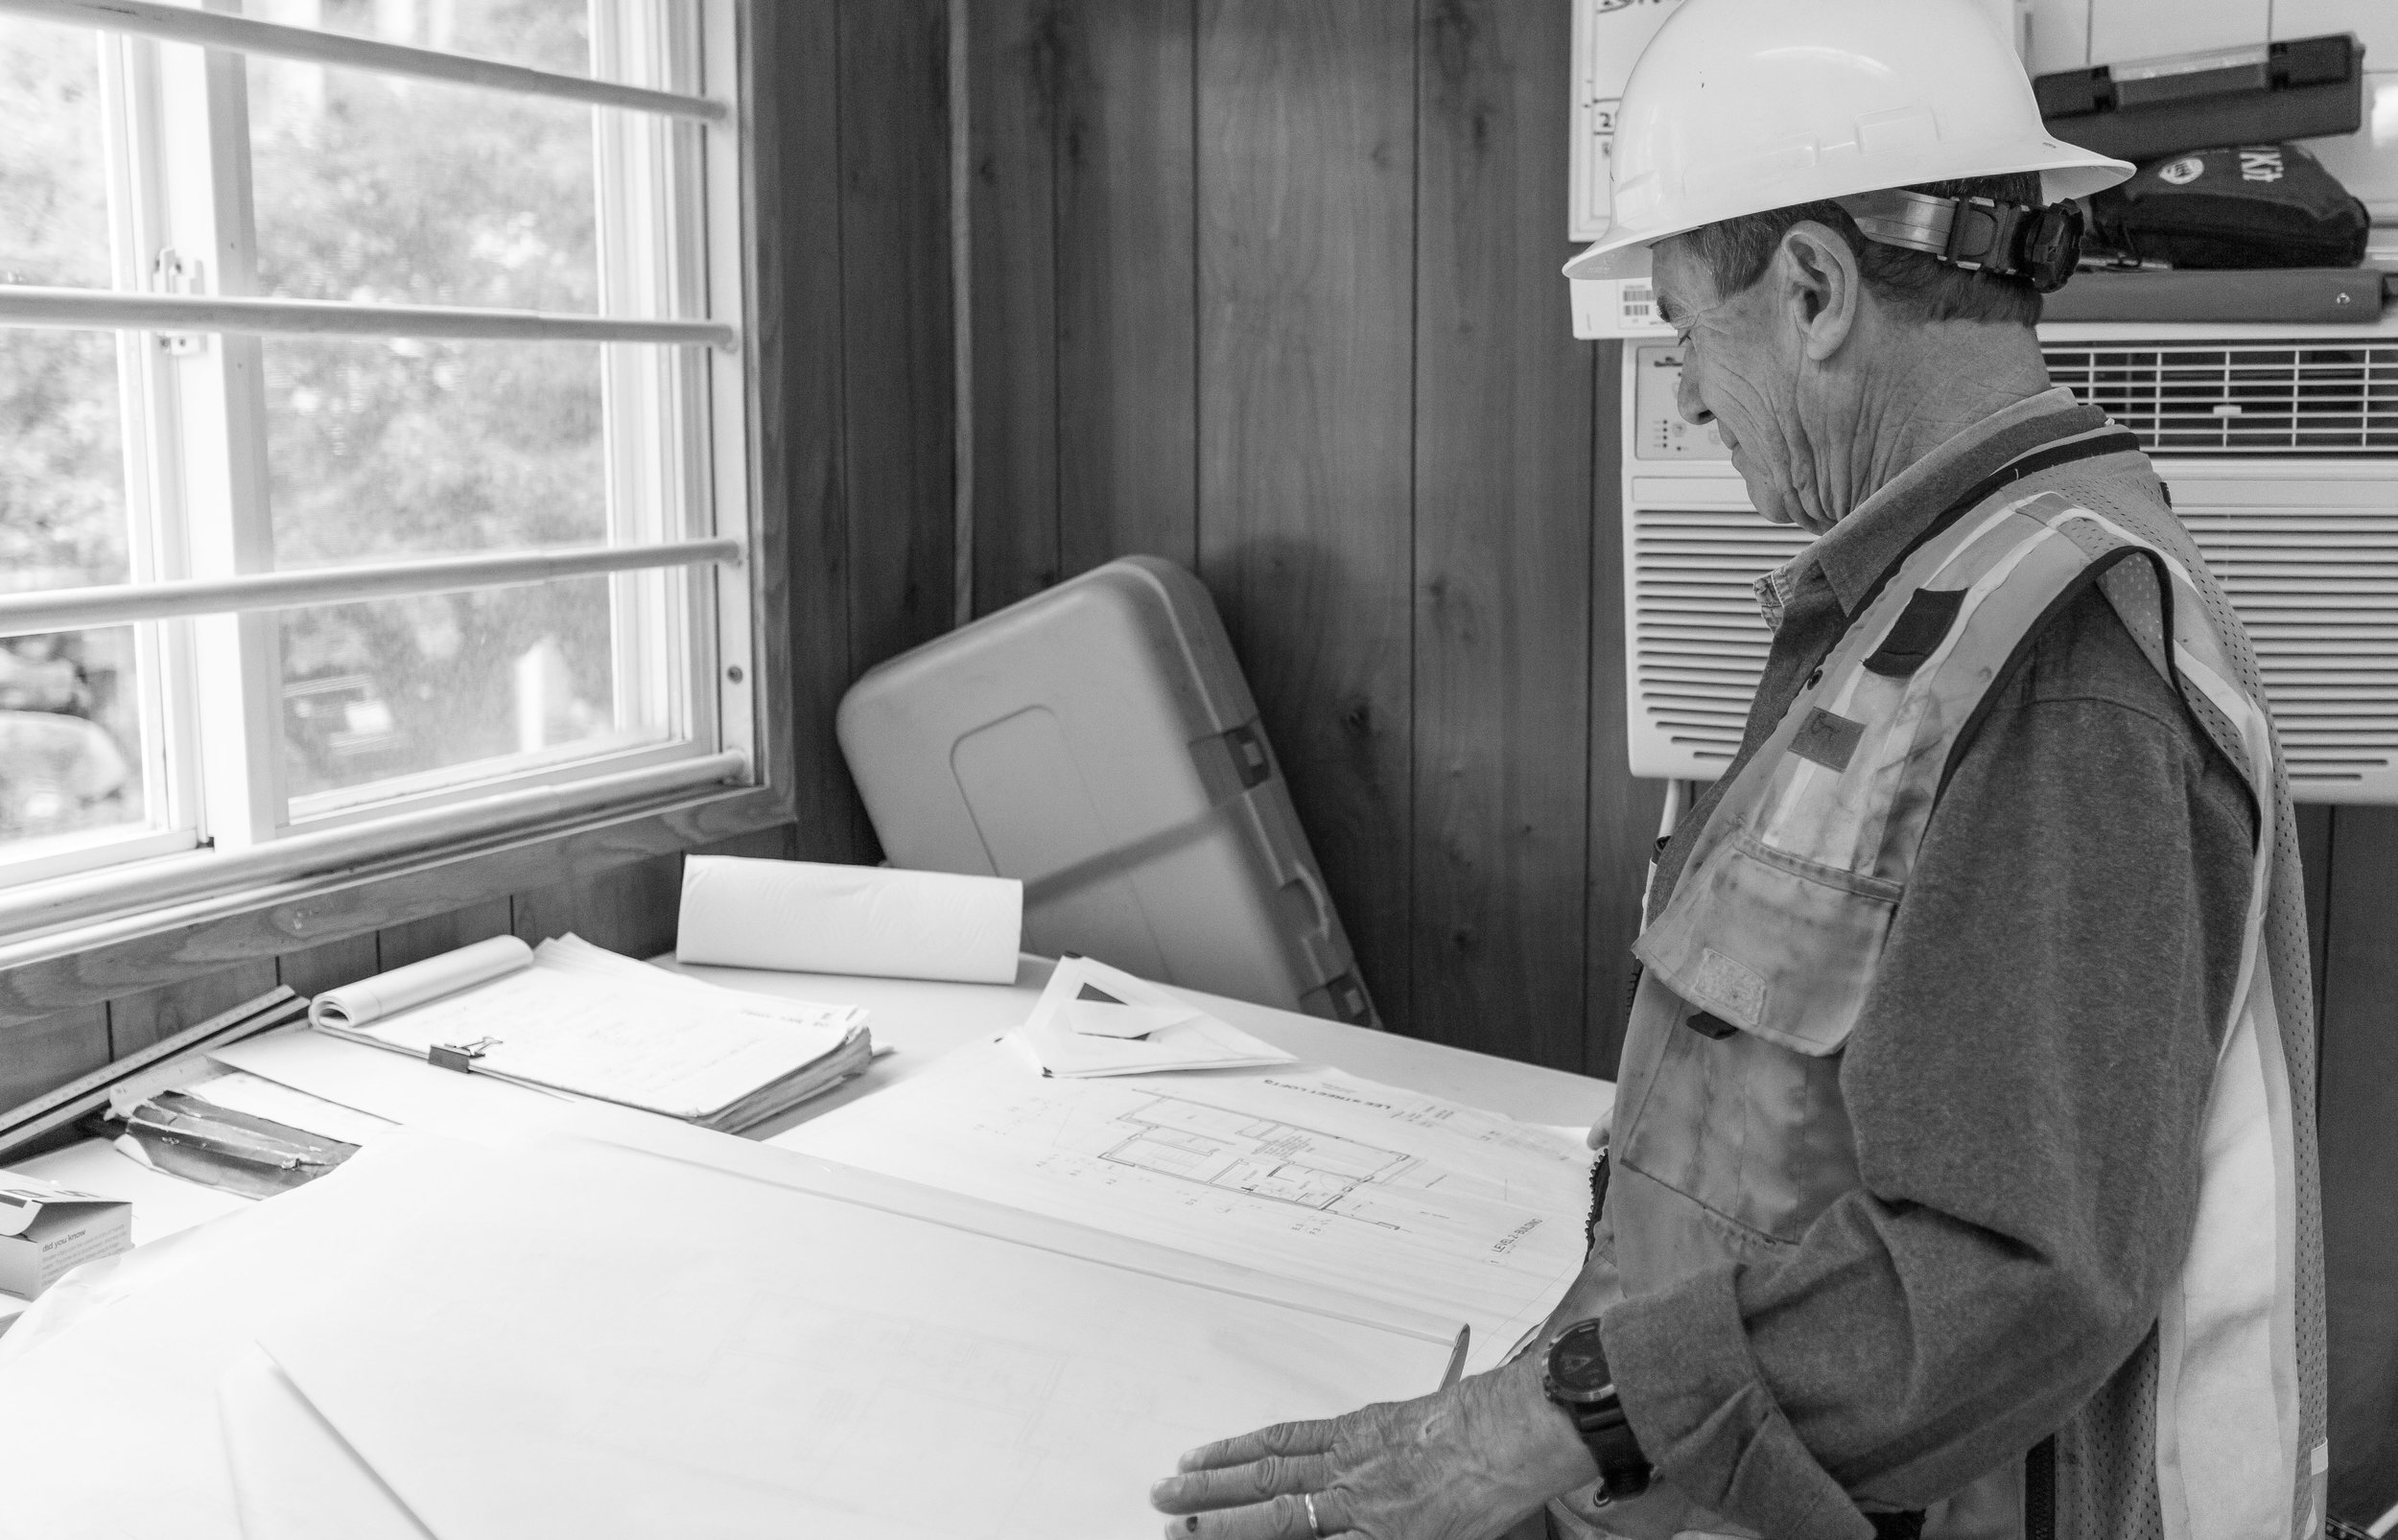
1681, 173, 2048, 327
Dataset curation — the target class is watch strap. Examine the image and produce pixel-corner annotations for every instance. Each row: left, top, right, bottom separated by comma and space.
1566, 1401, 1652, 1499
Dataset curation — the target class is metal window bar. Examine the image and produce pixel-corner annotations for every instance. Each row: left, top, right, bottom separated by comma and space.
0, 0, 725, 121
0, 750, 748, 949
0, 286, 733, 348
0, 538, 742, 640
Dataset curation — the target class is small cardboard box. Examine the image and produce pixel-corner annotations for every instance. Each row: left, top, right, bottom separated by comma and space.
0, 1177, 132, 1299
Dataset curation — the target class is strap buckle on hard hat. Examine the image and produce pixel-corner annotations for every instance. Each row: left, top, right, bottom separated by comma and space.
1834, 191, 2085, 294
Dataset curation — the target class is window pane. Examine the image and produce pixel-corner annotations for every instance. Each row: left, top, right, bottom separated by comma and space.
264, 338, 606, 567
281, 574, 671, 807
247, 60, 598, 313
1, 328, 130, 586
0, 626, 153, 847
0, 19, 112, 291
254, 0, 593, 78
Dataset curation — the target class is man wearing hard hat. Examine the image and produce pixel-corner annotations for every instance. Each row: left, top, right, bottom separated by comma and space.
1150, 2, 2325, 1540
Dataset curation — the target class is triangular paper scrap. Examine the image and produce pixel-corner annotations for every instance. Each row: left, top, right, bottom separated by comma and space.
1062, 999, 1198, 1040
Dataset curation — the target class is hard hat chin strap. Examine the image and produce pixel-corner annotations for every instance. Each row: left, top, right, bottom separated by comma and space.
1832, 190, 2085, 294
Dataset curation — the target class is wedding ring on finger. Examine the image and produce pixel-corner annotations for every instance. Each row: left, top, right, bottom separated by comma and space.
1304, 1492, 1326, 1540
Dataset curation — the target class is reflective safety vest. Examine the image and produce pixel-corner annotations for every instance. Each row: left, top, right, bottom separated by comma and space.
1582, 438, 2326, 1540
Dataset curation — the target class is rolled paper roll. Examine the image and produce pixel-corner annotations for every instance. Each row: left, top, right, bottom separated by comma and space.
309, 935, 534, 1030
675, 857, 1023, 985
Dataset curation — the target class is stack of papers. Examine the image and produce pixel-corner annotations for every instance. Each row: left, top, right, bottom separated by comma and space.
315, 936, 872, 1132
1013, 954, 1294, 1076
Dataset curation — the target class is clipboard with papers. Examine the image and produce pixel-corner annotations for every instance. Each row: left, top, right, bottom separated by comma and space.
309, 935, 874, 1132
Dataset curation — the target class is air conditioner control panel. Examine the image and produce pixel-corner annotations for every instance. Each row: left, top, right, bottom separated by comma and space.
1632, 346, 1730, 461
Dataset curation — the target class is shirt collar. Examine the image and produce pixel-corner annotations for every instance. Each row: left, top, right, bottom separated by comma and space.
1753, 387, 2109, 628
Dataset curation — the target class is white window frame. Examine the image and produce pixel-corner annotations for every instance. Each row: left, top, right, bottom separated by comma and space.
0, 0, 762, 942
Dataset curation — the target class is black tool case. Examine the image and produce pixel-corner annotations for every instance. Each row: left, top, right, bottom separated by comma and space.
2036, 34, 2365, 163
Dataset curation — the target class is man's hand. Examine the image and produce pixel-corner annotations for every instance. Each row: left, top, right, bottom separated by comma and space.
1148, 1351, 1599, 1540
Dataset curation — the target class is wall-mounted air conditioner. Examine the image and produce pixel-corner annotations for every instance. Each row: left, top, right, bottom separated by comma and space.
1616, 319, 2398, 803
1572, 0, 2398, 803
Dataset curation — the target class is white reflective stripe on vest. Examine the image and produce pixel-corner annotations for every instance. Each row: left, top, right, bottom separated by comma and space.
2049, 507, 2308, 1540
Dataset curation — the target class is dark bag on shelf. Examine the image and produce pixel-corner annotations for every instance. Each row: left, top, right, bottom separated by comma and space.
2088, 142, 2370, 269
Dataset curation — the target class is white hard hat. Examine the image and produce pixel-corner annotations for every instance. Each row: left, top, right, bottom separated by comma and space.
1564, 0, 2134, 282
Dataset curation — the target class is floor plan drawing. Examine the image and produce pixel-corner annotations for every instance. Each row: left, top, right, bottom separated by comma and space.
1099, 1095, 1418, 1217
776, 1039, 1611, 1373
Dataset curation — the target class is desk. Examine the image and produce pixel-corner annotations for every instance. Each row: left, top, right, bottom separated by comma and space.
2, 955, 1610, 1321
0, 953, 1614, 1538
5, 954, 1610, 1339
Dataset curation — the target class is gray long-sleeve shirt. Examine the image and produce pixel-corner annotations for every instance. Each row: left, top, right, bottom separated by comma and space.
1602, 390, 2257, 1533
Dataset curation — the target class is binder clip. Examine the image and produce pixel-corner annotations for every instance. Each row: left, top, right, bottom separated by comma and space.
428, 1038, 499, 1074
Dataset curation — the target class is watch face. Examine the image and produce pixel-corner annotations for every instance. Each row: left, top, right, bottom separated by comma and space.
1549, 1322, 1612, 1395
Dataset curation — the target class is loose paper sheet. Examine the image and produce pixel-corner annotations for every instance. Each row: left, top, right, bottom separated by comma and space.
774, 1038, 1597, 1371
309, 935, 531, 1030
249, 1134, 1457, 1540
218, 1344, 435, 1540
677, 855, 1023, 984
1013, 954, 1294, 1076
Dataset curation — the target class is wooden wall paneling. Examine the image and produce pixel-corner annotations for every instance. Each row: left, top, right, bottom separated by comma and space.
512, 851, 683, 959
274, 934, 381, 1003
1053, 0, 1200, 577
837, 0, 957, 671
376, 898, 513, 973
1583, 341, 1664, 1077
1196, 0, 1421, 1033
691, 823, 797, 863
106, 959, 279, 1058
1408, 0, 1593, 1069
756, 0, 876, 866
0, 1006, 110, 1112
2318, 804, 2398, 1522
968, 0, 1064, 615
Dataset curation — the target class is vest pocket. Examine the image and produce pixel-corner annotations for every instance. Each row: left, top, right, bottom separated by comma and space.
1634, 828, 1901, 1057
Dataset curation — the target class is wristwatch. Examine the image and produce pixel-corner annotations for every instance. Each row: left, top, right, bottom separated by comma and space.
1541, 1319, 1653, 1503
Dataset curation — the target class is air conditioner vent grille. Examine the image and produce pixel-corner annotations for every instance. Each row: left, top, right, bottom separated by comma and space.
2043, 343, 2398, 455
1628, 503, 2398, 796
1629, 510, 1811, 766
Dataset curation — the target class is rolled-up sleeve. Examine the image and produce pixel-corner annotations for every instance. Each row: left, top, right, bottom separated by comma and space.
1601, 594, 2258, 1528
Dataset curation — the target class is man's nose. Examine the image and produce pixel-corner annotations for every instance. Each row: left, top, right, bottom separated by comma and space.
1676, 370, 1713, 427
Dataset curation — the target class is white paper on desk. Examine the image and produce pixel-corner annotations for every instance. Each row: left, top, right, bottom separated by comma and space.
0, 1134, 505, 1540
1062, 998, 1196, 1038
219, 1344, 435, 1540
536, 933, 869, 1031
677, 854, 1023, 984
246, 1133, 1458, 1540
321, 939, 865, 1123
178, 1068, 400, 1149
1014, 954, 1294, 1076
309, 934, 531, 1029
776, 1038, 1597, 1373
212, 1024, 577, 1142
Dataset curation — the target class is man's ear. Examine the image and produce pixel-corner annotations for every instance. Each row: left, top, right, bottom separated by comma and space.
1775, 222, 1860, 362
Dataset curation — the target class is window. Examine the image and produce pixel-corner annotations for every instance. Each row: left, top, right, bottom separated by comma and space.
0, 0, 753, 936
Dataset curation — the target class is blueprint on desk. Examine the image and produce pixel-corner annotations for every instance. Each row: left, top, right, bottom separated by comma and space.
771, 1038, 1602, 1371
